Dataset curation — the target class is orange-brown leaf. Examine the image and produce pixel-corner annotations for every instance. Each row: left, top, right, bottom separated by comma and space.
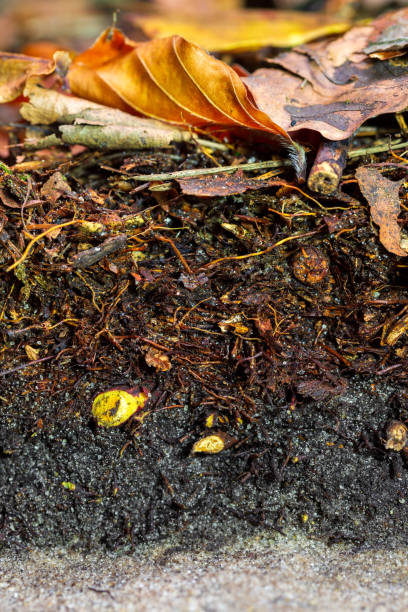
0, 52, 55, 103
67, 28, 304, 172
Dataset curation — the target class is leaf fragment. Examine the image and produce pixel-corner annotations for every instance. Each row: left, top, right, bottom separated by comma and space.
92, 388, 148, 427
355, 166, 407, 257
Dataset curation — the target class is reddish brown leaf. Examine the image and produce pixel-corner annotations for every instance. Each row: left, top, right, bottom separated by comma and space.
178, 171, 286, 197
243, 8, 408, 142
356, 166, 407, 257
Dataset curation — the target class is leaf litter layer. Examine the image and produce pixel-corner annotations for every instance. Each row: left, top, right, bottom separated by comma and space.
1, 130, 408, 550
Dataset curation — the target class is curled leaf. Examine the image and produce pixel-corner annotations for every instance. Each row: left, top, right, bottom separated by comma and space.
67, 28, 305, 175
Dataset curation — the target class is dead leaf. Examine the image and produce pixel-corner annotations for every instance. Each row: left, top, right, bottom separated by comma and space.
40, 171, 73, 204
25, 344, 40, 361
297, 378, 347, 400
178, 171, 286, 197
0, 52, 54, 103
0, 188, 19, 208
67, 28, 305, 174
243, 8, 408, 142
133, 9, 350, 53
355, 166, 407, 257
144, 346, 172, 371
364, 9, 408, 56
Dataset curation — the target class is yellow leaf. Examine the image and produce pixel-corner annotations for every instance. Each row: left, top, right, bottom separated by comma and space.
25, 344, 40, 361
92, 387, 148, 427
134, 9, 351, 53
192, 431, 236, 454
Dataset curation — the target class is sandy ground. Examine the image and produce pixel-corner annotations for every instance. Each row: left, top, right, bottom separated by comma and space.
1, 531, 407, 611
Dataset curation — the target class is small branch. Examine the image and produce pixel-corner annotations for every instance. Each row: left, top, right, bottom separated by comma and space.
128, 159, 290, 182
308, 137, 351, 194
71, 234, 127, 269
348, 139, 408, 159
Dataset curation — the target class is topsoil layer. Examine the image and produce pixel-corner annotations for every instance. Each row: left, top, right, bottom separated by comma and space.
0, 142, 408, 552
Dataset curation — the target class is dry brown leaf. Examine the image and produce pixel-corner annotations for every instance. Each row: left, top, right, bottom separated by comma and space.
178, 171, 286, 197
0, 52, 54, 103
243, 8, 408, 142
67, 28, 305, 174
133, 9, 350, 53
144, 346, 172, 371
356, 166, 407, 257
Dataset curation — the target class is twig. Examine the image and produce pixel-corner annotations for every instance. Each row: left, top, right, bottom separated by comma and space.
308, 137, 351, 194
128, 159, 290, 182
348, 139, 408, 159
0, 355, 55, 377
71, 234, 127, 269
195, 138, 229, 151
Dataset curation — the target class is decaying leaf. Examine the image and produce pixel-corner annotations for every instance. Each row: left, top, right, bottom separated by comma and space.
144, 346, 172, 371
0, 52, 54, 103
297, 378, 347, 400
244, 8, 408, 142
178, 171, 286, 197
92, 387, 148, 427
133, 9, 350, 53
356, 166, 407, 257
40, 171, 73, 204
67, 27, 305, 174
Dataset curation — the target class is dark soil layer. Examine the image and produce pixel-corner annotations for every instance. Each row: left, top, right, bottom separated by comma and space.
1, 142, 408, 551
